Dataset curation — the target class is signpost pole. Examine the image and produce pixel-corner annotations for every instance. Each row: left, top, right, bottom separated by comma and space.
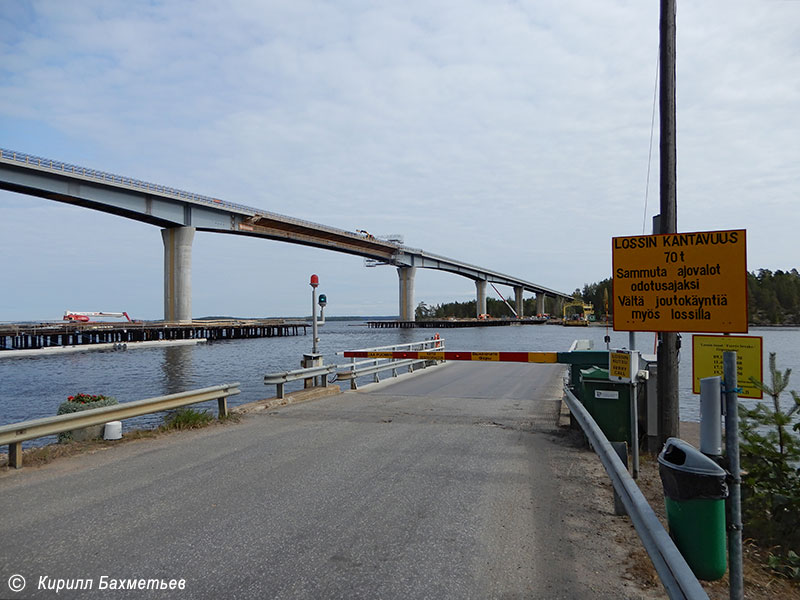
630, 379, 639, 478
312, 284, 318, 354
659, 0, 680, 443
723, 351, 743, 600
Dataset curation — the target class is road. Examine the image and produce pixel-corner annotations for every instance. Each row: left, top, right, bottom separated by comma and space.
0, 362, 649, 599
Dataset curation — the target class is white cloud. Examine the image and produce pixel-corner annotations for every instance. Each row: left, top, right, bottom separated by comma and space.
1, 0, 798, 320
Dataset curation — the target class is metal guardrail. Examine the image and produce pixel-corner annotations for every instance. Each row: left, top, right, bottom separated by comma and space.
336, 358, 434, 389
264, 364, 337, 399
562, 384, 708, 600
335, 338, 445, 390
262, 339, 446, 398
0, 383, 241, 469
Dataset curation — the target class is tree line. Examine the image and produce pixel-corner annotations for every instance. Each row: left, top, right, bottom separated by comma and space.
580, 269, 800, 325
747, 269, 800, 325
418, 269, 800, 325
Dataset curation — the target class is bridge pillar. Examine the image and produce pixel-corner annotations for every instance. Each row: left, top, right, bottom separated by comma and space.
555, 296, 564, 318
476, 280, 487, 317
514, 287, 524, 318
398, 266, 416, 321
536, 293, 546, 317
162, 227, 195, 323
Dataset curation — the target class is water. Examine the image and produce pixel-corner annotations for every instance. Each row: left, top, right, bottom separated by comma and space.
1, 322, 797, 449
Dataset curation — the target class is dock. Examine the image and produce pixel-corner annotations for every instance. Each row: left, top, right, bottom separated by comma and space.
366, 318, 547, 328
0, 319, 307, 352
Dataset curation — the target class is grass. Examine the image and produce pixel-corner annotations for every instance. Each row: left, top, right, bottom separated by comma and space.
162, 407, 213, 430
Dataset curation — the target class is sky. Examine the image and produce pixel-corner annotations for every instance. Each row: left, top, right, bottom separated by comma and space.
1, 1, 798, 321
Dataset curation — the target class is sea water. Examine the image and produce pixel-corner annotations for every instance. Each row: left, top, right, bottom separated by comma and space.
1, 321, 797, 449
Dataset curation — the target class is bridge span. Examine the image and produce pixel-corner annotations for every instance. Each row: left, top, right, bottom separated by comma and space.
0, 148, 571, 321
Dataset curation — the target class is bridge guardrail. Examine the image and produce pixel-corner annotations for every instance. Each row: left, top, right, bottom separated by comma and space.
264, 364, 338, 399
0, 383, 241, 469
335, 338, 445, 389
262, 339, 445, 398
562, 381, 708, 599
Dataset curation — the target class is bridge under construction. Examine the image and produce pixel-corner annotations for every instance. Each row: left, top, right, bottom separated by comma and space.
0, 148, 571, 323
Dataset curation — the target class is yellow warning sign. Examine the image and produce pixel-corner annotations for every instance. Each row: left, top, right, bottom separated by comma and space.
471, 352, 500, 361
419, 352, 445, 361
692, 335, 763, 399
612, 229, 747, 333
609, 350, 633, 382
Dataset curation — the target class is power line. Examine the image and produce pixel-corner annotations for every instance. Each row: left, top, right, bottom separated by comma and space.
643, 49, 660, 235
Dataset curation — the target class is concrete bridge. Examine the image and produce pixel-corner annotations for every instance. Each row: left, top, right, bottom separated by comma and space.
0, 148, 571, 322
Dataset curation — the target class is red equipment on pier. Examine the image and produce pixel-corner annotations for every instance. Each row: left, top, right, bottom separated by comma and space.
63, 311, 133, 323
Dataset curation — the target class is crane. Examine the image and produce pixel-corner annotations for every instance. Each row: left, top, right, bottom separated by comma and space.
63, 311, 133, 323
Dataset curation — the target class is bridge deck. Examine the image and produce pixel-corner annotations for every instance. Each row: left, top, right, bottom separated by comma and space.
0, 362, 640, 599
1, 147, 572, 299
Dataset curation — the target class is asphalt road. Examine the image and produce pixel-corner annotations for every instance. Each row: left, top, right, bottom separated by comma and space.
0, 362, 641, 599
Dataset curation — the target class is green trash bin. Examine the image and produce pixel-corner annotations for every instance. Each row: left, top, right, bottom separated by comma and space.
658, 437, 729, 581
561, 350, 610, 404
579, 367, 631, 444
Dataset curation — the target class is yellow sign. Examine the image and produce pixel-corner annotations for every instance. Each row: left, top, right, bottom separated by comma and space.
612, 229, 747, 333
419, 352, 445, 361
471, 352, 500, 361
692, 335, 763, 399
609, 350, 633, 382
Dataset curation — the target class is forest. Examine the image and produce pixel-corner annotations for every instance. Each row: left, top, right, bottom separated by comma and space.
419, 269, 800, 325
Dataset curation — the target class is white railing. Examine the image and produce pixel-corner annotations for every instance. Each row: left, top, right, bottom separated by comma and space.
264, 364, 337, 399
335, 338, 445, 390
261, 338, 446, 398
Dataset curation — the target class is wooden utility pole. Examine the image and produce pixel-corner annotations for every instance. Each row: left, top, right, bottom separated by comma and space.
658, 0, 680, 443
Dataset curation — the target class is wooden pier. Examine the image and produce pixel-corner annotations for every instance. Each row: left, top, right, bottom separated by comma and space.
0, 319, 307, 352
367, 318, 547, 329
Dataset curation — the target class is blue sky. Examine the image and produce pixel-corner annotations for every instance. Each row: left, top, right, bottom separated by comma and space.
1, 1, 798, 320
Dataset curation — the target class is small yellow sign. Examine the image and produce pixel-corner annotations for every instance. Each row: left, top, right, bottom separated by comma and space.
612, 229, 747, 333
419, 352, 445, 361
692, 335, 763, 399
609, 350, 632, 382
471, 352, 500, 361
366, 352, 395, 358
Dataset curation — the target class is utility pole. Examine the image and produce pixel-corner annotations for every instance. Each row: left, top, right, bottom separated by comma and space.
658, 0, 680, 443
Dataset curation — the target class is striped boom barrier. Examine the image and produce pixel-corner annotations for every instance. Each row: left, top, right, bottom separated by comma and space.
341, 351, 559, 363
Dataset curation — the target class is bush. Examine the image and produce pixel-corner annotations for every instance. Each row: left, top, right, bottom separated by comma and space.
56, 394, 119, 442
740, 352, 800, 578
162, 408, 212, 430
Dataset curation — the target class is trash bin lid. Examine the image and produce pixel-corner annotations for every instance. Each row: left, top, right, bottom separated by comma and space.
580, 366, 609, 380
657, 437, 726, 476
